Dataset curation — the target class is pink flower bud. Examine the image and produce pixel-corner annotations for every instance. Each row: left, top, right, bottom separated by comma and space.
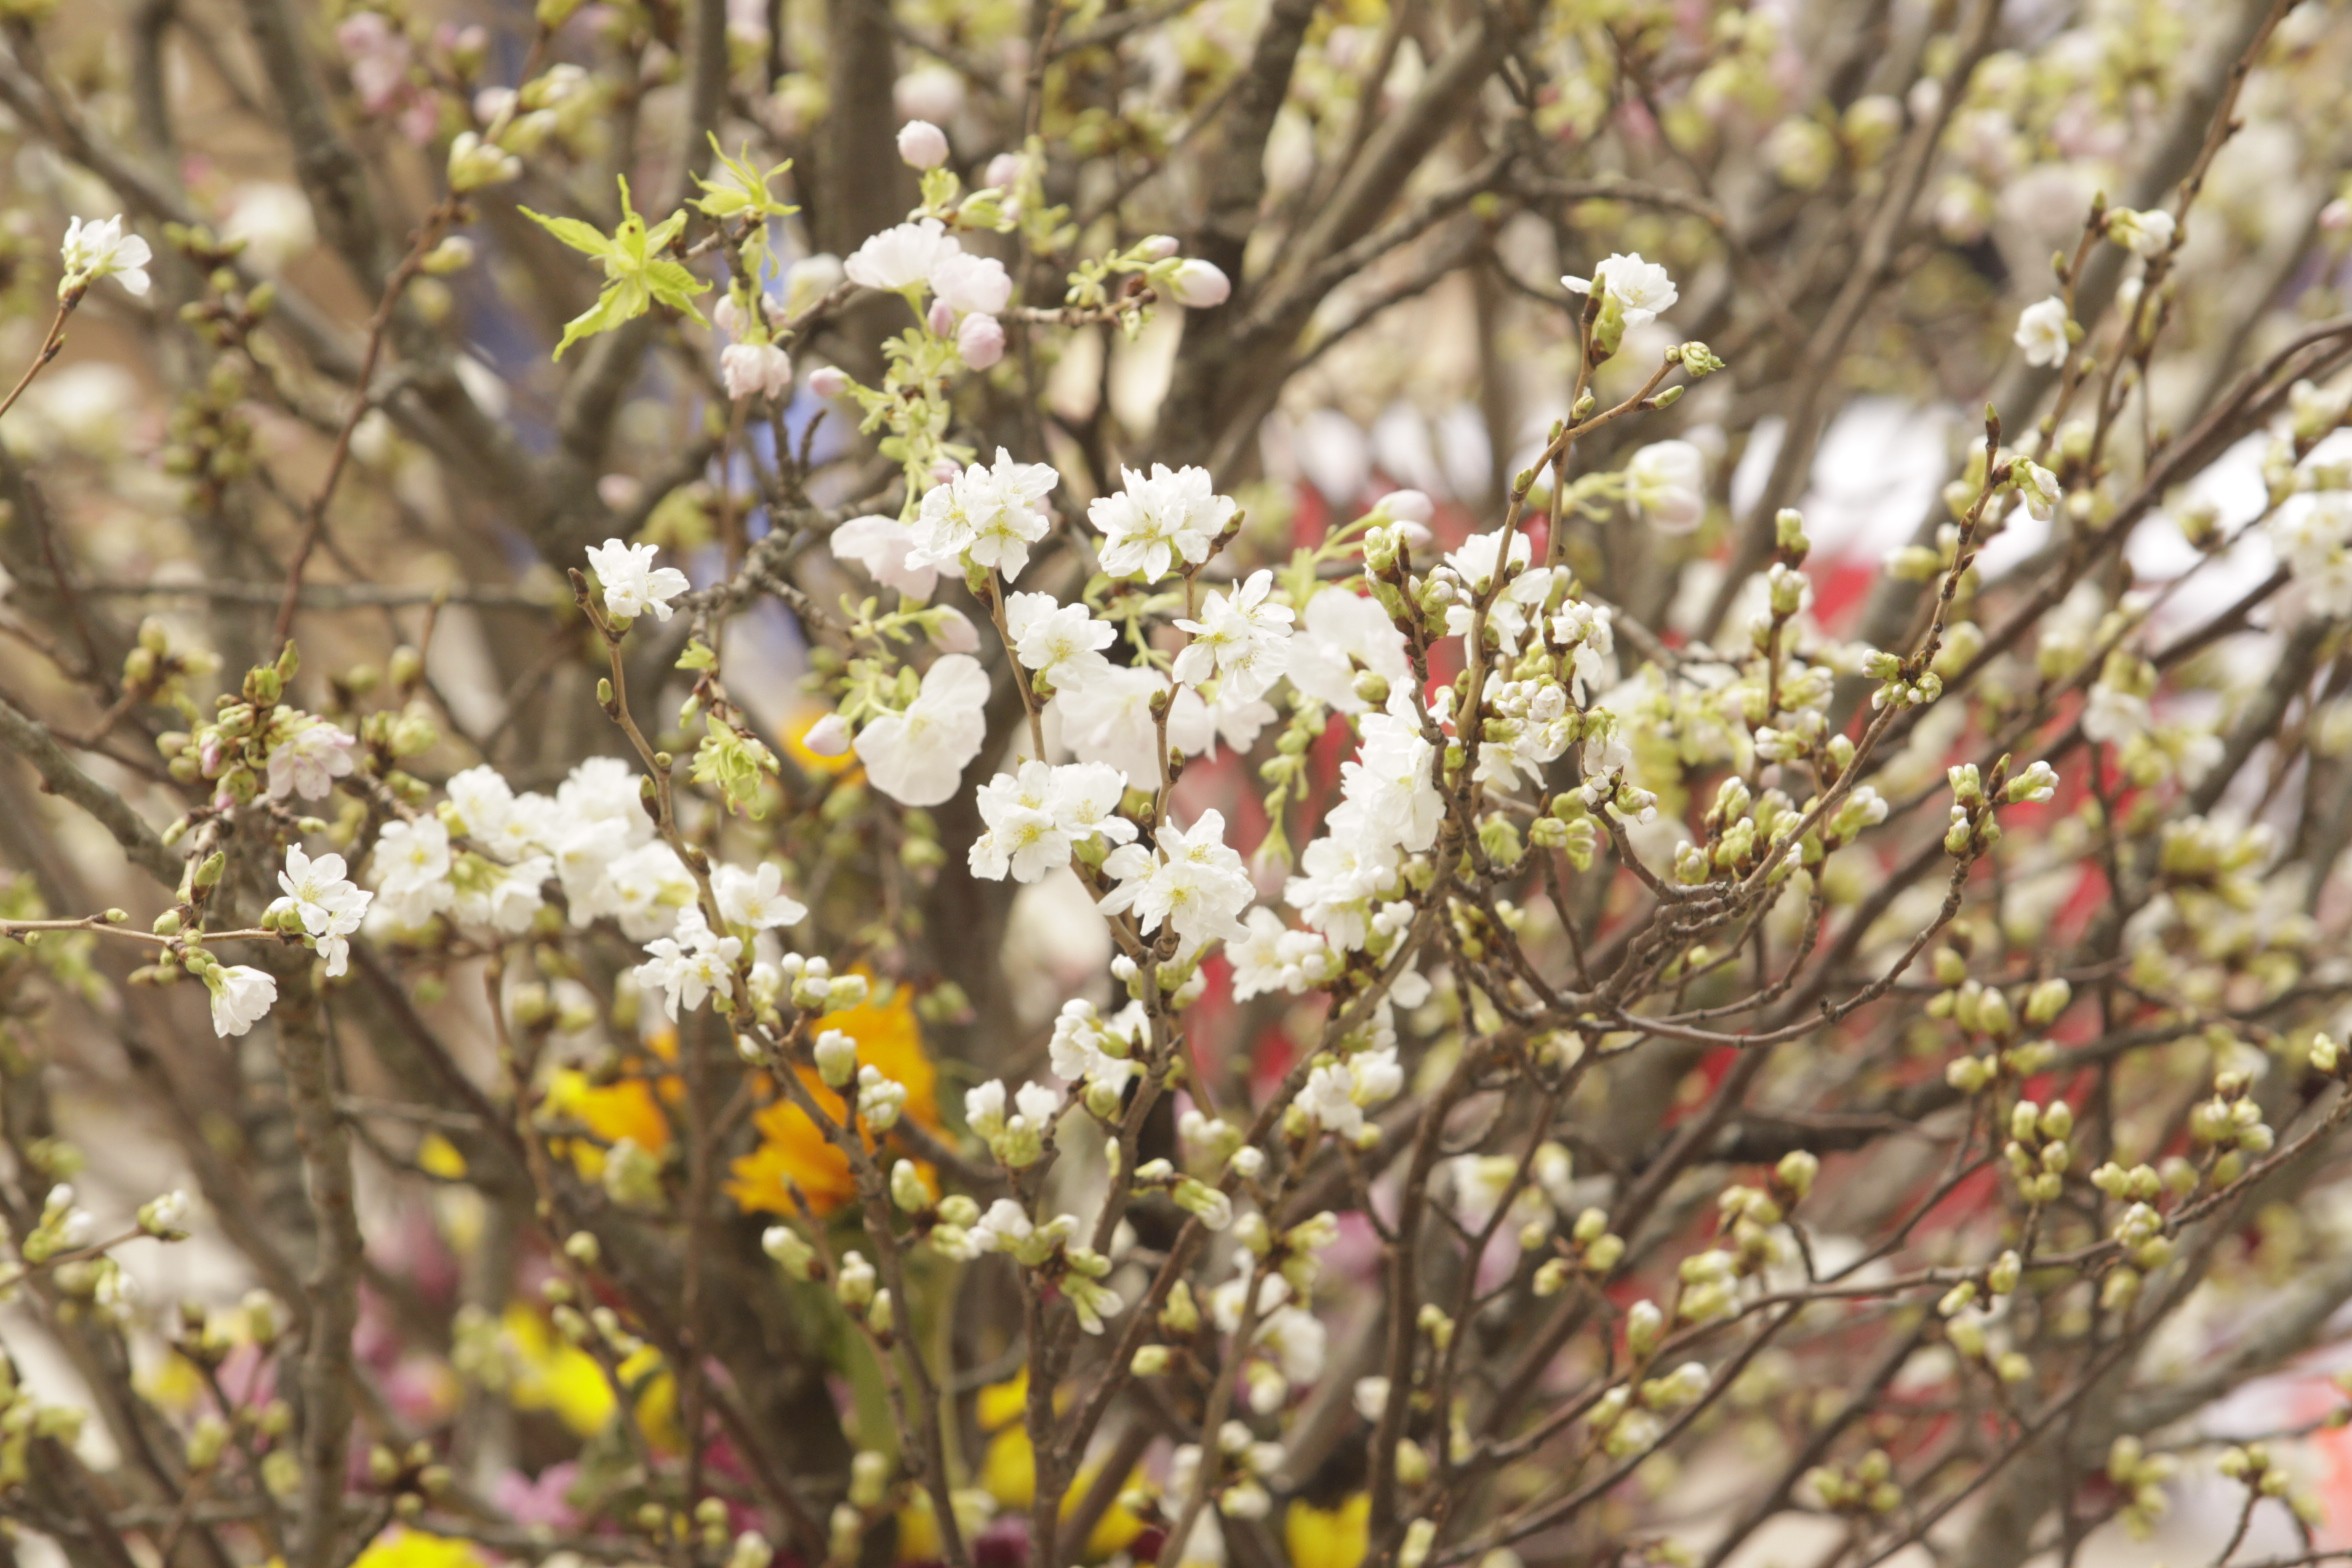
1168, 258, 1231, 309
597, 473, 643, 510
807, 366, 849, 398
931, 607, 982, 653
720, 341, 793, 402
897, 119, 950, 170
713, 294, 747, 338
801, 713, 852, 757
1139, 234, 1181, 261
957, 312, 1006, 370
929, 456, 963, 485
928, 298, 958, 336
982, 153, 1025, 191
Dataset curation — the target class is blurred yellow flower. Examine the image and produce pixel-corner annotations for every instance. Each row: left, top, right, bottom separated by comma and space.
963, 1373, 1147, 1561
544, 1030, 683, 1180
1285, 1494, 1370, 1568
727, 978, 939, 1218
501, 1303, 678, 1447
350, 1531, 486, 1568
136, 1346, 206, 1416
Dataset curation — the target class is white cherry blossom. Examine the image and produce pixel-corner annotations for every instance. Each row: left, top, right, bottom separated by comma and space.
1562, 252, 1677, 328
268, 845, 373, 977
1297, 1047, 1403, 1140
1097, 810, 1254, 950
634, 911, 743, 1019
910, 448, 1059, 581
1004, 591, 1114, 689
714, 863, 807, 931
1088, 464, 1233, 581
2014, 296, 2070, 367
1287, 588, 1410, 713
586, 538, 692, 623
970, 760, 1138, 882
266, 718, 357, 801
60, 214, 153, 297
928, 252, 1012, 316
207, 965, 279, 1038
845, 218, 961, 293
1172, 569, 1293, 698
855, 654, 992, 806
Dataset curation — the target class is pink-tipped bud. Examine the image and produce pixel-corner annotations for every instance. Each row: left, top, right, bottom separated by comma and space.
1168, 258, 1231, 308
720, 341, 793, 402
801, 713, 852, 756
931, 607, 982, 653
896, 119, 950, 170
957, 312, 1006, 370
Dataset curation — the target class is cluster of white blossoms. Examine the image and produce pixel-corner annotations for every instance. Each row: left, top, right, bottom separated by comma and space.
970, 760, 1136, 882
1099, 810, 1258, 952
845, 216, 1017, 371
34, 7, 2352, 1542
96, 183, 2090, 1489
1089, 462, 1235, 581
625, 866, 808, 1022
265, 846, 372, 978
370, 759, 713, 941
909, 448, 1060, 580
2265, 383, 2352, 620
1296, 1047, 1406, 1144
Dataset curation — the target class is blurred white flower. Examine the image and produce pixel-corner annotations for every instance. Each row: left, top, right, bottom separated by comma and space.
222, 184, 317, 269
830, 514, 939, 601
1625, 440, 1708, 533
2013, 296, 2070, 368
1167, 258, 1231, 308
930, 252, 1011, 316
